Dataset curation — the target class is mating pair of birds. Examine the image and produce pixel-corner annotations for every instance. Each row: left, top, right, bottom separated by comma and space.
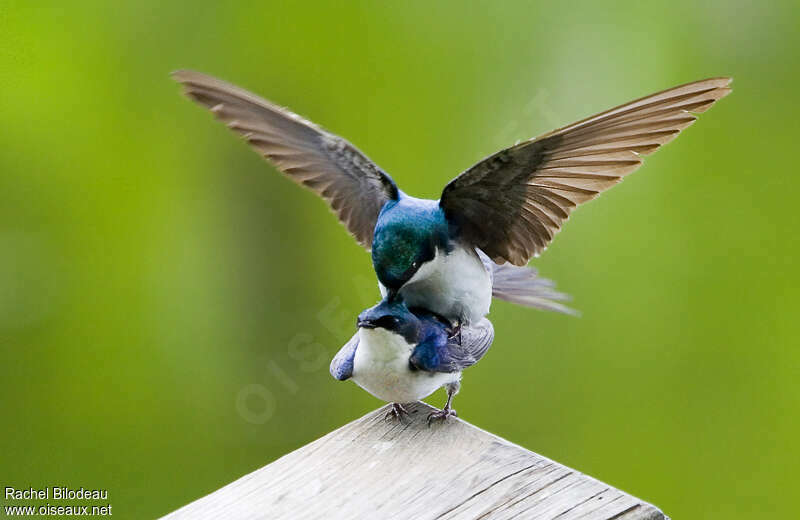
174, 70, 730, 422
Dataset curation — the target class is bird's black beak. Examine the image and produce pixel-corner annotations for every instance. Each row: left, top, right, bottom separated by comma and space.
357, 317, 376, 329
386, 288, 400, 303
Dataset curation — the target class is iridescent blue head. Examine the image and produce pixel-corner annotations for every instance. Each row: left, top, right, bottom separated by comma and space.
371, 197, 450, 293
357, 298, 421, 344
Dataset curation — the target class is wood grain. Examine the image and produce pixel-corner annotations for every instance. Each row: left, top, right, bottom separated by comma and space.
161, 402, 668, 519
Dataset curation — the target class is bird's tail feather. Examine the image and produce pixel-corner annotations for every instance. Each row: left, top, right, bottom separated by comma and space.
488, 260, 578, 316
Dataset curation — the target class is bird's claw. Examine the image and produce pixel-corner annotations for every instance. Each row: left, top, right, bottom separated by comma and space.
427, 407, 457, 426
385, 403, 411, 423
448, 320, 462, 341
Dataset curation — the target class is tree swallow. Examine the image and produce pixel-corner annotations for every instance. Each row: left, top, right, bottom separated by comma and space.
173, 71, 731, 324
330, 297, 493, 422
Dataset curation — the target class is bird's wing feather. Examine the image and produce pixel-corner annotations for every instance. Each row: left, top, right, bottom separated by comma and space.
173, 70, 398, 249
330, 333, 359, 381
410, 318, 494, 373
440, 78, 732, 265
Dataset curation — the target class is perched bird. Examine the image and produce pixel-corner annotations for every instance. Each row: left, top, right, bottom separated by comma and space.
174, 71, 731, 324
330, 298, 494, 422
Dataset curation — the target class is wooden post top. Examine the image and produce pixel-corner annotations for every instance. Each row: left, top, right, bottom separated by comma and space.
162, 401, 668, 519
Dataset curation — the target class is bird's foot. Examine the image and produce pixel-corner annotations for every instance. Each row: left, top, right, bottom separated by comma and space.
427, 406, 457, 426
385, 403, 411, 422
448, 320, 462, 341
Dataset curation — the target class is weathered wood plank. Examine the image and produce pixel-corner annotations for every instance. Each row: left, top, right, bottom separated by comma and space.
162, 402, 668, 519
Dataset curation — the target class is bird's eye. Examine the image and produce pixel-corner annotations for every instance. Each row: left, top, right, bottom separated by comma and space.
376, 315, 400, 328
412, 261, 419, 269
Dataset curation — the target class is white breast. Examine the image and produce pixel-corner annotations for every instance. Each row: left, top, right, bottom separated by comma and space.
351, 328, 460, 404
385, 246, 492, 324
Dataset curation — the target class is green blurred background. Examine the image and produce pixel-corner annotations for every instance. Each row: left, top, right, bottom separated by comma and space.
1, 1, 798, 518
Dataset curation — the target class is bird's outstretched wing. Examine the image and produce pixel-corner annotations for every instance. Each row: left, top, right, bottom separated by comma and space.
330, 333, 359, 381
173, 70, 398, 249
440, 78, 732, 265
410, 318, 494, 373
